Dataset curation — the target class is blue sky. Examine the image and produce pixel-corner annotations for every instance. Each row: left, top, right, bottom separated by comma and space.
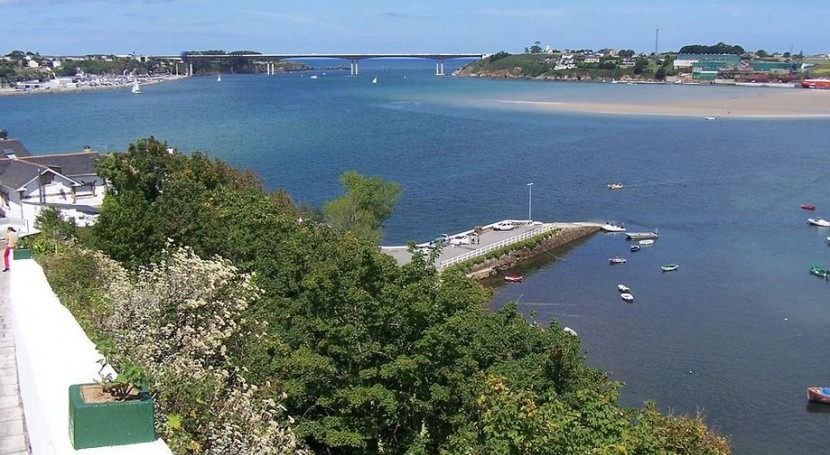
2, 0, 827, 56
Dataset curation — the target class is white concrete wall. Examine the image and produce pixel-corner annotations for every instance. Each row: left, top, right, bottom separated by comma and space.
10, 259, 172, 454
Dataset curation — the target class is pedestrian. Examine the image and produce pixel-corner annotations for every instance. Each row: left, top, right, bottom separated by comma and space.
3, 227, 18, 272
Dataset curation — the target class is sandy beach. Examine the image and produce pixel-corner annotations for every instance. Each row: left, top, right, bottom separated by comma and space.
499, 88, 830, 118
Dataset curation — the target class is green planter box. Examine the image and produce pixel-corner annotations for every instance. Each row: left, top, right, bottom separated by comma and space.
68, 384, 156, 449
12, 248, 31, 260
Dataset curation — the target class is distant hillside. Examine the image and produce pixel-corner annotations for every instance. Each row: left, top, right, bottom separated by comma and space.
454, 51, 671, 82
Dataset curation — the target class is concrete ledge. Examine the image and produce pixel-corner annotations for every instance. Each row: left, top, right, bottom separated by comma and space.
10, 260, 171, 454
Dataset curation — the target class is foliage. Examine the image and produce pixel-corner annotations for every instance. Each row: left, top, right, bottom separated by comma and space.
323, 170, 402, 244
678, 42, 745, 55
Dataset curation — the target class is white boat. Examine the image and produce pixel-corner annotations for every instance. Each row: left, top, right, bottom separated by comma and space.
808, 218, 830, 227
217, 74, 222, 82
609, 257, 627, 264
372, 76, 378, 84
620, 293, 634, 303
563, 327, 578, 336
131, 80, 141, 94
704, 116, 717, 120
638, 239, 655, 246
601, 223, 626, 232
607, 183, 624, 190
309, 75, 318, 80
626, 231, 659, 240
617, 284, 631, 293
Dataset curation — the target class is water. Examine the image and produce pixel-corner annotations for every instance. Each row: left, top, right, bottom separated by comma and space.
3, 59, 830, 454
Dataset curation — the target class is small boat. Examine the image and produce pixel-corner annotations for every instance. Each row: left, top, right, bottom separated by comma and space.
809, 263, 829, 279
638, 239, 655, 246
607, 183, 624, 190
617, 284, 631, 293
808, 218, 830, 227
630, 245, 640, 252
601, 223, 626, 232
131, 80, 141, 94
801, 204, 816, 211
217, 74, 222, 82
661, 264, 679, 272
626, 231, 659, 240
372, 76, 378, 84
609, 257, 627, 265
807, 387, 830, 404
563, 327, 578, 336
704, 116, 717, 120
504, 275, 523, 283
309, 75, 318, 80
620, 293, 634, 303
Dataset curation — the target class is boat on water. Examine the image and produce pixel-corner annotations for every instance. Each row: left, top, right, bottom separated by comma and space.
802, 204, 816, 211
704, 116, 717, 120
372, 76, 378, 84
620, 293, 634, 303
661, 264, 679, 272
809, 264, 829, 279
808, 218, 830, 227
617, 284, 631, 293
626, 231, 659, 240
607, 183, 624, 190
504, 275, 523, 283
563, 327, 578, 336
638, 239, 655, 246
630, 245, 640, 252
309, 75, 318, 80
601, 223, 626, 232
808, 387, 830, 404
609, 257, 627, 265
217, 74, 222, 82
801, 79, 830, 89
131, 80, 141, 94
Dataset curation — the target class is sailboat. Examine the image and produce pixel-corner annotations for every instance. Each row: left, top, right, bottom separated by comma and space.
217, 74, 222, 82
372, 76, 378, 84
131, 80, 141, 94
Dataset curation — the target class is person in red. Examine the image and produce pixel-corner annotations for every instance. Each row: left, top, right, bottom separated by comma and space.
3, 227, 18, 272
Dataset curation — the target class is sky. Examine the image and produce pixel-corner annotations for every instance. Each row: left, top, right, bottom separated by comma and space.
2, 0, 828, 57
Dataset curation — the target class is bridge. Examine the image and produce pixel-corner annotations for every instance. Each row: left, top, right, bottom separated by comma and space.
150, 53, 485, 76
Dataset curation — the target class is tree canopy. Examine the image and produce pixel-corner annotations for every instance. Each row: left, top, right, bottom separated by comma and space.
678, 42, 745, 55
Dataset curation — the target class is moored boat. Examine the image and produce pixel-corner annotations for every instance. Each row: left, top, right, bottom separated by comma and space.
808, 218, 830, 227
638, 239, 655, 246
801, 204, 816, 211
601, 223, 626, 232
504, 275, 523, 283
801, 79, 830, 89
630, 244, 640, 252
617, 284, 631, 293
563, 327, 578, 336
661, 264, 679, 272
609, 257, 627, 265
620, 293, 634, 303
809, 263, 829, 279
607, 183, 624, 190
626, 231, 659, 240
808, 387, 830, 404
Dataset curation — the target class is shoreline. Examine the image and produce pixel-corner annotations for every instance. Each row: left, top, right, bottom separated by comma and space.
497, 89, 830, 118
0, 75, 187, 97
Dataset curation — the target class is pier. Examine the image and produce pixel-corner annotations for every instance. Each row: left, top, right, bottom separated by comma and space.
382, 220, 604, 274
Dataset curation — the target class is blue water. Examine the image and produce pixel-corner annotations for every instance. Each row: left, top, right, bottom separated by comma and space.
3, 59, 830, 454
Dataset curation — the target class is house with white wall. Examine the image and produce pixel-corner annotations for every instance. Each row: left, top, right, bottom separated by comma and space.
0, 138, 105, 231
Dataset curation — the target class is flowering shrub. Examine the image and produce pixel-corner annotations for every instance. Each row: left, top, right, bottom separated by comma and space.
94, 246, 305, 454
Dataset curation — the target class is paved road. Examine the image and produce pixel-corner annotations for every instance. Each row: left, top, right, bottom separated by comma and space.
0, 270, 30, 455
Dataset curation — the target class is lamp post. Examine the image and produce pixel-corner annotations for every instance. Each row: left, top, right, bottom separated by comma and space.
527, 182, 534, 222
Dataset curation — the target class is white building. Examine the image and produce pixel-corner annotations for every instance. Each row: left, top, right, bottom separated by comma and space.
0, 139, 105, 231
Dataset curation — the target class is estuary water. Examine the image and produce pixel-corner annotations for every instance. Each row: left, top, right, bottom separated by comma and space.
3, 59, 830, 454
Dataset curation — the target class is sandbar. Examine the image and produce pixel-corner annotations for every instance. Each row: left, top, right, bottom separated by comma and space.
499, 89, 830, 118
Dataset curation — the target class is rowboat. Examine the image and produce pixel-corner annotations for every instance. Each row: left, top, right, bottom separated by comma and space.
504, 275, 523, 283
808, 218, 830, 227
661, 264, 679, 272
801, 204, 816, 211
617, 284, 631, 293
620, 293, 634, 303
630, 245, 640, 252
808, 387, 830, 404
609, 257, 627, 265
809, 264, 829, 279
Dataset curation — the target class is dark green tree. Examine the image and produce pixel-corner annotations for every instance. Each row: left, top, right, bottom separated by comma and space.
323, 170, 402, 244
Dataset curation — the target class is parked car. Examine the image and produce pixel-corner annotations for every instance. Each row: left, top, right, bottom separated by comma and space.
493, 222, 515, 231
450, 235, 472, 246
429, 234, 450, 248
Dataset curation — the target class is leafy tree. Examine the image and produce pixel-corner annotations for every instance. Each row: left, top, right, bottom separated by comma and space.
618, 49, 636, 58
323, 170, 401, 244
529, 41, 543, 54
679, 42, 744, 55
756, 49, 769, 58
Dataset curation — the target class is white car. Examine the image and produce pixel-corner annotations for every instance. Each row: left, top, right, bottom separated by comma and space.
492, 222, 515, 231
450, 235, 472, 246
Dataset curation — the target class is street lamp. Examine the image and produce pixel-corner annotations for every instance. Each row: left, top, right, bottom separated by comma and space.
527, 182, 534, 222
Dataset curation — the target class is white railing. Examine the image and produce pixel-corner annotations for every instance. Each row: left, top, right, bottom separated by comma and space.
438, 224, 558, 270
